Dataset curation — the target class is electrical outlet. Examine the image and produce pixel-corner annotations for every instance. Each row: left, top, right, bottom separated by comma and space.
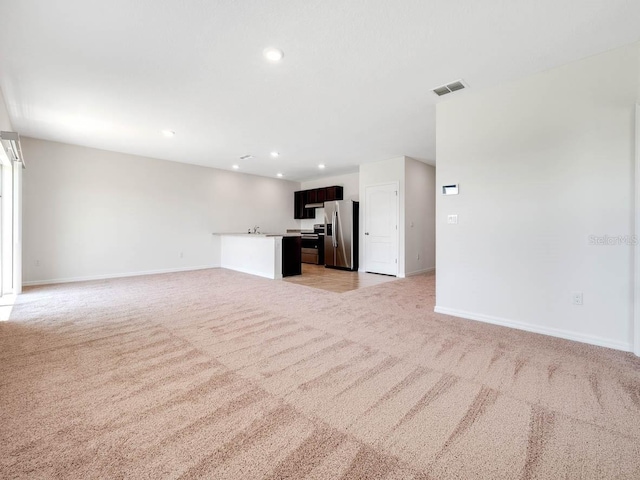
447, 214, 458, 224
179, 251, 184, 258
572, 292, 583, 305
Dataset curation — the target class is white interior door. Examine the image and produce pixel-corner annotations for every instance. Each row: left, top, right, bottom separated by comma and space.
365, 183, 398, 275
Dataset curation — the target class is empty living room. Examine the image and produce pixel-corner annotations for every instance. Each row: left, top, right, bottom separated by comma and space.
1, 1, 640, 479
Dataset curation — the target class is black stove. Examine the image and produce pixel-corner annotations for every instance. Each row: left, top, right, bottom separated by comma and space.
301, 224, 325, 264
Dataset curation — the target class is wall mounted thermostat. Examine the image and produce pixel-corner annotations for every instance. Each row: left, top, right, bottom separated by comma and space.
442, 184, 459, 195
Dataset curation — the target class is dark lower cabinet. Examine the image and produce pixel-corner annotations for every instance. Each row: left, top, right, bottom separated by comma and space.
282, 236, 302, 277
318, 235, 325, 265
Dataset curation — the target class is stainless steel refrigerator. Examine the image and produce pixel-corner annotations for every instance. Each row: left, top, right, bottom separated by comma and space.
324, 200, 359, 271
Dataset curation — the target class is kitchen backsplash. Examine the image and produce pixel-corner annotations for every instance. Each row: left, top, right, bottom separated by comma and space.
300, 208, 324, 230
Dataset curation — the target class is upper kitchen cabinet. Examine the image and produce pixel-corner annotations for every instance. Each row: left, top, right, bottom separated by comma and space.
294, 191, 314, 219
325, 186, 343, 201
294, 186, 344, 219
306, 189, 317, 204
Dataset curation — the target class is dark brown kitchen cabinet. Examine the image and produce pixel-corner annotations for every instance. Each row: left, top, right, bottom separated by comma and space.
293, 186, 344, 219
306, 189, 317, 204
325, 186, 343, 201
294, 191, 303, 218
294, 191, 314, 219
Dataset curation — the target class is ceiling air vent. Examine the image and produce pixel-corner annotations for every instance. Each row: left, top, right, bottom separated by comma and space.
239, 154, 254, 160
432, 79, 467, 97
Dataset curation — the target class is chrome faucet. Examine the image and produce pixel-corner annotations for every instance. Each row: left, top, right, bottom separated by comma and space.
253, 225, 260, 234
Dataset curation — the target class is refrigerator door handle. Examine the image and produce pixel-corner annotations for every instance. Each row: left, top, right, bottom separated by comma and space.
332, 211, 338, 247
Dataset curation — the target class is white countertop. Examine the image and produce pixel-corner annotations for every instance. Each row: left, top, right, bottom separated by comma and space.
212, 232, 301, 237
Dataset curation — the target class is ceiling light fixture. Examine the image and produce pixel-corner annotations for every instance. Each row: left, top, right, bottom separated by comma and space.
263, 47, 284, 62
318, 164, 326, 169
161, 129, 175, 137
276, 173, 283, 178
232, 165, 239, 170
270, 151, 280, 158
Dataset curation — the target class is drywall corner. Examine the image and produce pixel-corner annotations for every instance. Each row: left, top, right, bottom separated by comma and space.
405, 157, 436, 275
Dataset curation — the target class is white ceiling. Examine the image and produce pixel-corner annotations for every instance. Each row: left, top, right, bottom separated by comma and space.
0, 0, 639, 181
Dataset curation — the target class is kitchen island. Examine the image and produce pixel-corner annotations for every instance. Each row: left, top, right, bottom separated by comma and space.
212, 233, 301, 279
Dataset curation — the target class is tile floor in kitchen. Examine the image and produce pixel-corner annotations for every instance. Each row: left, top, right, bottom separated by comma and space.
283, 263, 397, 293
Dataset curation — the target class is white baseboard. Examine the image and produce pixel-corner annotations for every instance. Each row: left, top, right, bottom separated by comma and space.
434, 306, 633, 353
219, 264, 280, 280
23, 265, 221, 287
406, 267, 435, 277
359, 267, 435, 278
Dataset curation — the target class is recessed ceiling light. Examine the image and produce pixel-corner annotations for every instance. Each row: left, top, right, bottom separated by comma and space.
270, 151, 280, 158
232, 165, 239, 170
263, 47, 284, 62
276, 173, 283, 178
318, 164, 326, 169
162, 129, 175, 137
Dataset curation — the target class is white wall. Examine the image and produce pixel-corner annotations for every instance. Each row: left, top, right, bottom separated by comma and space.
436, 42, 640, 351
21, 138, 300, 284
300, 171, 359, 230
359, 157, 406, 276
405, 157, 436, 275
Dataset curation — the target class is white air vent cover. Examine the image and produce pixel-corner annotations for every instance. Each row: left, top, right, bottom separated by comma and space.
432, 79, 468, 97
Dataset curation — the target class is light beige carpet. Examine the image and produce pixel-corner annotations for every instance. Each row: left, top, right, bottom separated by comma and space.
1, 269, 639, 479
